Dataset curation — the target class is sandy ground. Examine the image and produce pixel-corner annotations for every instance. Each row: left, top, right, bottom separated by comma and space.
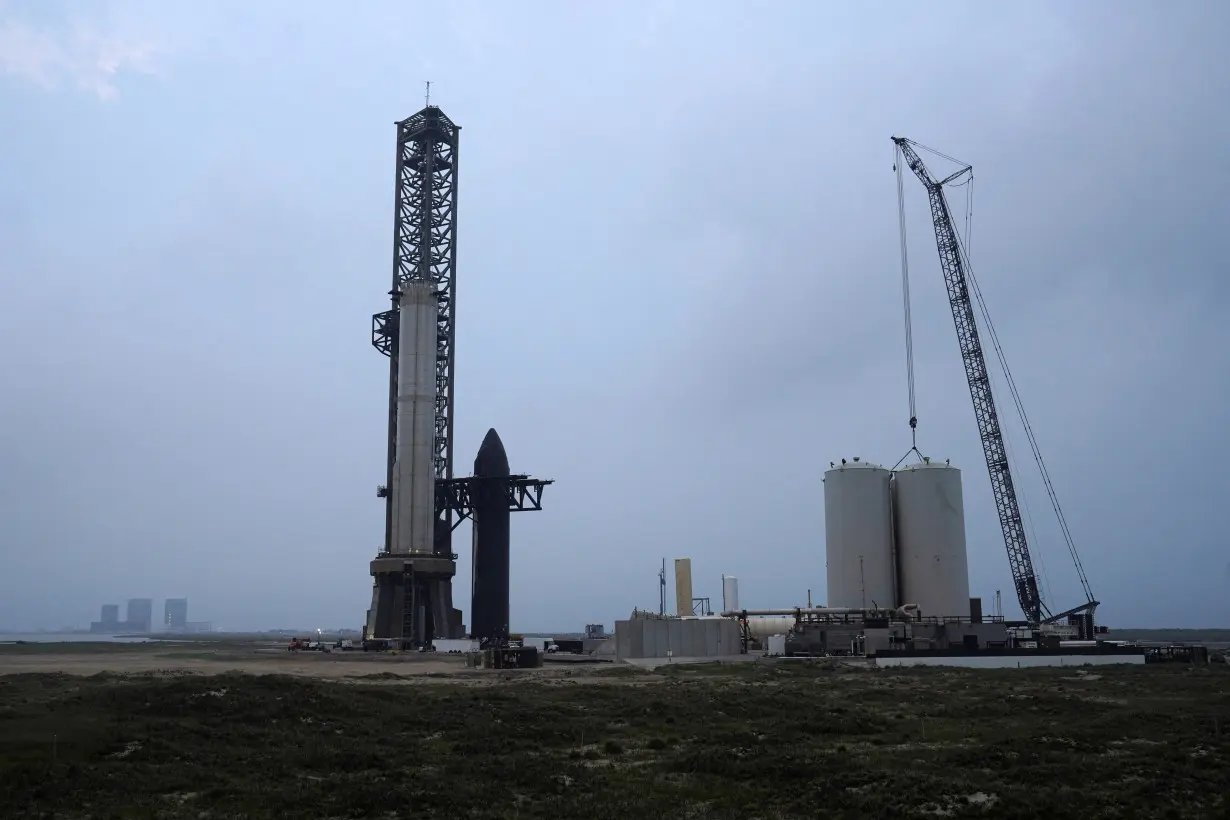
0, 650, 464, 679
0, 647, 641, 685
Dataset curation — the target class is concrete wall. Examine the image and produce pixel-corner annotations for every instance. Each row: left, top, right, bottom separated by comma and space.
614, 617, 741, 660
864, 627, 895, 656
875, 653, 1146, 669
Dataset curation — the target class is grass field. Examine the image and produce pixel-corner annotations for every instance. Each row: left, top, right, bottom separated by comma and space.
1, 659, 1227, 819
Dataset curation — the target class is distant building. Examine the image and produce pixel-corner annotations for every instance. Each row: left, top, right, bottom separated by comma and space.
126, 598, 153, 632
89, 604, 121, 634
164, 598, 188, 631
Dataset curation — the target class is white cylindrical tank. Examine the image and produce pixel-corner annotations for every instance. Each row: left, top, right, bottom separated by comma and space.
892, 460, 971, 618
824, 460, 896, 610
722, 575, 740, 613
390, 280, 439, 555
744, 617, 796, 639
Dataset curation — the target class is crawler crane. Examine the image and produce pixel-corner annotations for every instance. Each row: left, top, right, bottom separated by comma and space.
892, 137, 1100, 638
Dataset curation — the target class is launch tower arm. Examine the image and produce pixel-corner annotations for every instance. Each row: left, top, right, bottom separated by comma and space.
435, 476, 554, 530
891, 137, 1050, 624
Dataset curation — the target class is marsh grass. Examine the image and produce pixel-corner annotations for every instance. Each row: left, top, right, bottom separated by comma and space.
0, 662, 1227, 818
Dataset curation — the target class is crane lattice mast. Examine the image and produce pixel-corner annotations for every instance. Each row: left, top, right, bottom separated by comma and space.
891, 137, 1097, 628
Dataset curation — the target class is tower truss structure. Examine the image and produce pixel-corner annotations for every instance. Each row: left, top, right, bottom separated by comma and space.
372, 106, 461, 553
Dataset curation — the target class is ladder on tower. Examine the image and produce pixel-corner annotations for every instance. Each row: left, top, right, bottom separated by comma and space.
401, 562, 416, 650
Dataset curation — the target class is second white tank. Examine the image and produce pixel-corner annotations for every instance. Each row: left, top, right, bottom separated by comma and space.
892, 460, 971, 618
722, 575, 740, 613
824, 460, 896, 610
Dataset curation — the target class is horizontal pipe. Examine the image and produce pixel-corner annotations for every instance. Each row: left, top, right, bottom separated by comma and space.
721, 607, 852, 617
721, 605, 923, 619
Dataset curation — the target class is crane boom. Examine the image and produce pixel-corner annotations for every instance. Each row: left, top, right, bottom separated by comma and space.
891, 137, 1049, 624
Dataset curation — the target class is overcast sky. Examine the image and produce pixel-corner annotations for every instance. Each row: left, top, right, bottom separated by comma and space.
2, 1, 1227, 633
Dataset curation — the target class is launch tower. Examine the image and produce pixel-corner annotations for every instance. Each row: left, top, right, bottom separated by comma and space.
366, 105, 554, 648
368, 105, 464, 646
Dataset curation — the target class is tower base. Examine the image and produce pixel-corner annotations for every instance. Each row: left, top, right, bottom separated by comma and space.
366, 553, 464, 647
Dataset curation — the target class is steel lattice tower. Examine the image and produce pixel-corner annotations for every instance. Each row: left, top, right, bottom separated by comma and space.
372, 106, 461, 553
365, 105, 553, 647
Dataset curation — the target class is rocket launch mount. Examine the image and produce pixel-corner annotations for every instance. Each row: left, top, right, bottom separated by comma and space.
366, 105, 552, 649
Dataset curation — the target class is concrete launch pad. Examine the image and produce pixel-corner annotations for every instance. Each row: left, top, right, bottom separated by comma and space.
367, 547, 464, 644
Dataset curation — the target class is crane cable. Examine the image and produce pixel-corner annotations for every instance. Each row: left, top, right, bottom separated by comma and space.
951, 182, 1096, 606
895, 144, 918, 450
957, 174, 1054, 606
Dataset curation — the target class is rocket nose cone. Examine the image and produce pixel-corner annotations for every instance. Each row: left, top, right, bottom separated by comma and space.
474, 428, 510, 476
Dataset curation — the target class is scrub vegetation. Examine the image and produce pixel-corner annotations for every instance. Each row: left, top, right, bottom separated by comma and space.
1, 660, 1227, 819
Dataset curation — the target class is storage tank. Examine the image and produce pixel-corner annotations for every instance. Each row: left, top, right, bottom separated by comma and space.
743, 617, 796, 639
824, 460, 896, 610
721, 575, 740, 613
674, 558, 693, 617
892, 459, 971, 618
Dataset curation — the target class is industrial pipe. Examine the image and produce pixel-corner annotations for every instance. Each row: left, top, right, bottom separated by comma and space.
742, 617, 796, 639
721, 605, 921, 620
721, 607, 864, 618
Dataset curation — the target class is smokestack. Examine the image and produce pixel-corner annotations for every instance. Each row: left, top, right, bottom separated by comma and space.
674, 558, 693, 617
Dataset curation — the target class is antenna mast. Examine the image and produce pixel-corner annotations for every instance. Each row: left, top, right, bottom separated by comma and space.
658, 559, 666, 616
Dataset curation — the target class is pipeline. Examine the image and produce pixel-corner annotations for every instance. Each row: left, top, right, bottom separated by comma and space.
720, 605, 922, 621
897, 604, 921, 620
720, 607, 862, 618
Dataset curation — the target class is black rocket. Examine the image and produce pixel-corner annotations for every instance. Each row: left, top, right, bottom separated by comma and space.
471, 428, 511, 642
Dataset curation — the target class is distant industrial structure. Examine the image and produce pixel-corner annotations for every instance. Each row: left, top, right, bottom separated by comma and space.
164, 598, 188, 630
89, 598, 150, 634
89, 598, 205, 634
364, 103, 552, 649
126, 599, 152, 632
89, 605, 120, 634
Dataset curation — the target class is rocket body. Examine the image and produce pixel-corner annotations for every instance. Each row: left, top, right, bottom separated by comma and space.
390, 280, 438, 556
471, 428, 511, 641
